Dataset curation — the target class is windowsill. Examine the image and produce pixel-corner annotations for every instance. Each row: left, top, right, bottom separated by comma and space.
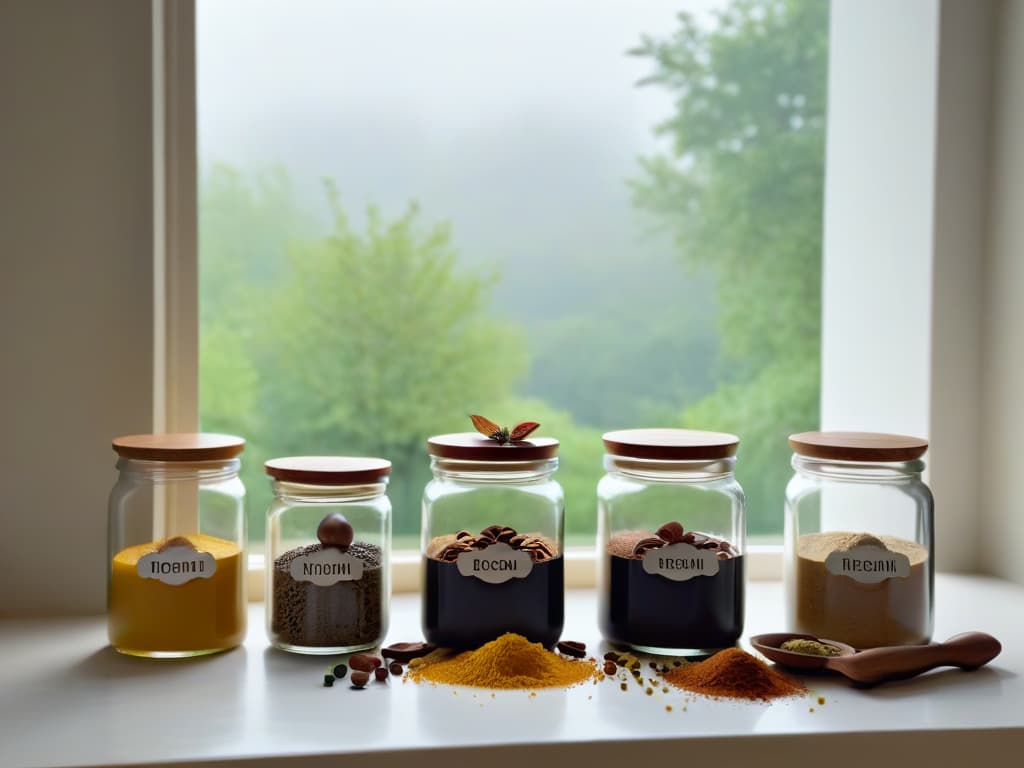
1, 574, 1021, 768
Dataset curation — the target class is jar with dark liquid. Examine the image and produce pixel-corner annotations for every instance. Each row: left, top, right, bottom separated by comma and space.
598, 429, 745, 656
422, 433, 564, 648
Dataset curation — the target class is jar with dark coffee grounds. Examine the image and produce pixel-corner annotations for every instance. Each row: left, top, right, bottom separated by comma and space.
598, 429, 745, 656
265, 456, 391, 654
422, 432, 564, 649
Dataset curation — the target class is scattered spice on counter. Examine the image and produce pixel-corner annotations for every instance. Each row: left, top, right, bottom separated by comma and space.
780, 638, 841, 657
406, 632, 598, 689
662, 648, 806, 701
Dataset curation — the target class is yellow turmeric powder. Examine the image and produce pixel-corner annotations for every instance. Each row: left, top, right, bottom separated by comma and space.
407, 633, 598, 689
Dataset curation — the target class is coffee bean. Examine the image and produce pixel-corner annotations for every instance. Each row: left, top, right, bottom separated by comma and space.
374, 667, 389, 682
349, 653, 382, 672
332, 663, 348, 679
389, 662, 403, 676
317, 512, 354, 549
556, 641, 586, 658
350, 670, 370, 688
657, 521, 685, 543
603, 661, 617, 676
632, 537, 664, 557
603, 651, 621, 664
382, 642, 436, 663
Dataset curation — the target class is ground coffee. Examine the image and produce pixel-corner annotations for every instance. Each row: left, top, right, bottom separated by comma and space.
793, 531, 929, 648
271, 541, 383, 649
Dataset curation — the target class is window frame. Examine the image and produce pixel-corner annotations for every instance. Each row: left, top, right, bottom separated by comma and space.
167, 0, 994, 596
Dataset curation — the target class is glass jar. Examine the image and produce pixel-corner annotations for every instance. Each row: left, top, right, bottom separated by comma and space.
784, 431, 934, 649
108, 433, 247, 658
265, 456, 392, 654
598, 429, 745, 656
422, 433, 563, 648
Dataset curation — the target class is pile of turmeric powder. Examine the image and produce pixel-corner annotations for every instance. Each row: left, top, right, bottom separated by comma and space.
406, 633, 599, 689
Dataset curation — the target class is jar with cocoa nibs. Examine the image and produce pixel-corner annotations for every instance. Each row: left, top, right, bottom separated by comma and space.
598, 429, 745, 656
784, 432, 934, 649
265, 456, 391, 654
422, 433, 564, 649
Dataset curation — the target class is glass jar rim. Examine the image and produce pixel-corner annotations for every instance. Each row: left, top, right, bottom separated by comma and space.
791, 453, 926, 478
428, 456, 559, 481
603, 454, 736, 480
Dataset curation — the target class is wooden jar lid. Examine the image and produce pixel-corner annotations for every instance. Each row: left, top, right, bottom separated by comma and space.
602, 428, 739, 460
264, 456, 391, 485
788, 431, 928, 462
426, 433, 559, 461
112, 433, 245, 461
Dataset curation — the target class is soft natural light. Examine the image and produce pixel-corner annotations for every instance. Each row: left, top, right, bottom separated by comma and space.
197, 0, 828, 547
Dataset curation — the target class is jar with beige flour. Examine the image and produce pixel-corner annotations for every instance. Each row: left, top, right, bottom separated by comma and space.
784, 432, 933, 649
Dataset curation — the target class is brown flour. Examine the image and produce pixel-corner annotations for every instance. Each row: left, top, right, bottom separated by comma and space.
794, 531, 930, 648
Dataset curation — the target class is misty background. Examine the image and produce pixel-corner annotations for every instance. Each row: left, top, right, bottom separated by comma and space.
196, 0, 827, 543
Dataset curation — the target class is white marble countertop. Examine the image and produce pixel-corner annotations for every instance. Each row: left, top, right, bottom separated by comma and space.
1, 575, 1022, 768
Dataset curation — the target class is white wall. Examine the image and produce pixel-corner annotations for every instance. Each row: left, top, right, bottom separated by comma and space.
0, 1, 155, 614
821, 0, 994, 572
982, 0, 1024, 584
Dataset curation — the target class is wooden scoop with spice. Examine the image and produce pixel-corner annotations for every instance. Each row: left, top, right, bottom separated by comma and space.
751, 631, 1001, 686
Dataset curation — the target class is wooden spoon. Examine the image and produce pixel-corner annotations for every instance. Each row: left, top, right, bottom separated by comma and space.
750, 631, 1001, 686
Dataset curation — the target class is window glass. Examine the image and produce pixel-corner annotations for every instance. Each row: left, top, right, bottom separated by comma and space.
198, 0, 828, 548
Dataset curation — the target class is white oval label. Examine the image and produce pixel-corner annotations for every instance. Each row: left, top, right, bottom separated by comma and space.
289, 548, 364, 586
825, 545, 911, 584
456, 542, 534, 584
642, 542, 719, 581
137, 546, 216, 586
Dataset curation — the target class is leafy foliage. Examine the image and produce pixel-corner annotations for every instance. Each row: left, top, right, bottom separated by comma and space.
631, 0, 828, 533
200, 172, 527, 537
199, 0, 829, 543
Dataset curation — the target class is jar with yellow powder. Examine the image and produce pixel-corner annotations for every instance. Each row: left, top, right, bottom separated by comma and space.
108, 433, 247, 657
784, 431, 934, 649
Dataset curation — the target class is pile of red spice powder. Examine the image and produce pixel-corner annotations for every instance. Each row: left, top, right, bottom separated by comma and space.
662, 648, 806, 701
